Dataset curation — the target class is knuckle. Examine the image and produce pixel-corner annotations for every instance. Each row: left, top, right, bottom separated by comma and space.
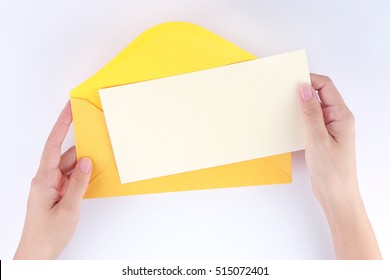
341, 110, 355, 126
30, 176, 44, 189
69, 174, 84, 188
30, 177, 39, 187
318, 74, 333, 86
347, 111, 355, 124
322, 75, 332, 83
304, 103, 322, 119
344, 111, 356, 134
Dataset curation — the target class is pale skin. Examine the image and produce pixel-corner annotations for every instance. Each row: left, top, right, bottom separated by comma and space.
14, 74, 381, 259
14, 102, 92, 259
299, 74, 381, 259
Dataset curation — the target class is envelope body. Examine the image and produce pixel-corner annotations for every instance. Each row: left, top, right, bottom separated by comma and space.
70, 22, 292, 198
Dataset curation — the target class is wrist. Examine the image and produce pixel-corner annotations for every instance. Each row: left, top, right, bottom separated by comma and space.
14, 239, 55, 260
313, 173, 360, 206
317, 182, 365, 223
316, 183, 382, 259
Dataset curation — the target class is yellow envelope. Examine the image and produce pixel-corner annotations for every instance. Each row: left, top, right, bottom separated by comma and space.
70, 22, 292, 198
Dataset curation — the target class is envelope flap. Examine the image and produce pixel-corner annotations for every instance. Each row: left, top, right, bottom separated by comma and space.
70, 97, 113, 180
70, 22, 255, 109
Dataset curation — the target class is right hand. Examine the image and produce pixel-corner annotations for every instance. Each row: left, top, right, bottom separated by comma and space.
299, 74, 381, 259
299, 74, 358, 205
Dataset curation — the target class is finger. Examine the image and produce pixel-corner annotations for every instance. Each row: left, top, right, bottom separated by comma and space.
310, 74, 347, 109
39, 101, 72, 173
299, 83, 328, 142
58, 158, 92, 210
59, 146, 77, 174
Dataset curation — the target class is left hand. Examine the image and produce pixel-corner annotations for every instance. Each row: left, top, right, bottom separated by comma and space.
14, 101, 92, 259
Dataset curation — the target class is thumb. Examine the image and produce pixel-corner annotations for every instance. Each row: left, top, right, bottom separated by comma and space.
60, 157, 92, 210
299, 84, 328, 142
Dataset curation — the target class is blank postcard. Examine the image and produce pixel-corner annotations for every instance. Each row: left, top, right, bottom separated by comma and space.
100, 50, 310, 183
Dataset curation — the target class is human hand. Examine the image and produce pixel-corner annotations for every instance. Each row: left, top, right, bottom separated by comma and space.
299, 74, 381, 259
14, 101, 92, 259
299, 74, 358, 204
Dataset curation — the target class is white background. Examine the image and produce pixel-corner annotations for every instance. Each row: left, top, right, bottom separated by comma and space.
0, 0, 389, 260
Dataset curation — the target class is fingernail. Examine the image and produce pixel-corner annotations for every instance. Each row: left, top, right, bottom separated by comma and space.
300, 84, 313, 101
79, 158, 92, 174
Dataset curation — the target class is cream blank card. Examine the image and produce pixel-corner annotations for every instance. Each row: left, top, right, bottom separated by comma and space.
100, 50, 310, 183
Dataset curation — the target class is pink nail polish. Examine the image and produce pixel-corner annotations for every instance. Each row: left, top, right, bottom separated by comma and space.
79, 158, 92, 174
300, 84, 313, 101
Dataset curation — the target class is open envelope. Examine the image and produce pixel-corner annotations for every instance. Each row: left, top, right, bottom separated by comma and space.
70, 22, 292, 198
